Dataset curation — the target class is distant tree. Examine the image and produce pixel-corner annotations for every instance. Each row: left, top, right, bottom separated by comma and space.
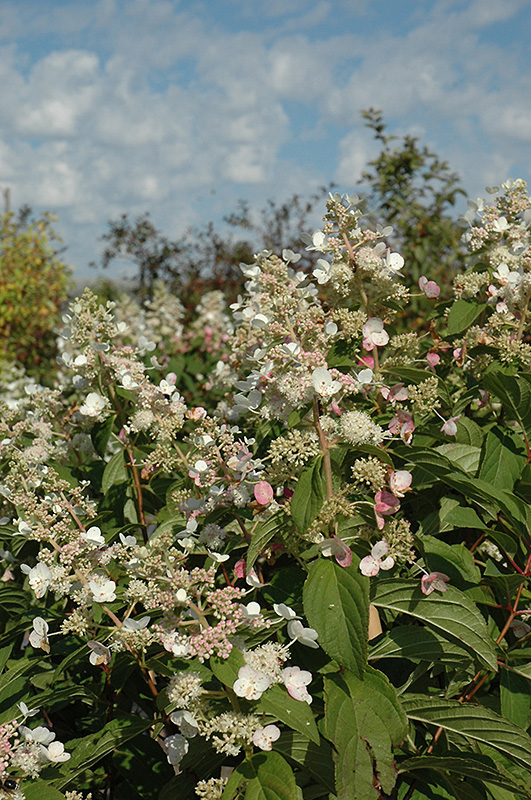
0, 206, 71, 373
359, 108, 466, 288
95, 187, 330, 305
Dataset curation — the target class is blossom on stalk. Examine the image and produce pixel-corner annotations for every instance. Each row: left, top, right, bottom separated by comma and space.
43, 741, 71, 762
254, 480, 274, 505
440, 416, 460, 436
253, 724, 281, 751
87, 640, 111, 666
362, 318, 389, 350
164, 733, 189, 766
233, 665, 271, 700
21, 562, 52, 598
79, 392, 107, 416
418, 276, 441, 298
89, 577, 117, 603
317, 535, 352, 567
421, 571, 450, 595
311, 367, 342, 399
281, 666, 312, 703
374, 491, 400, 530
80, 526, 105, 546
287, 620, 319, 648
359, 541, 395, 577
389, 470, 412, 497
29, 617, 50, 653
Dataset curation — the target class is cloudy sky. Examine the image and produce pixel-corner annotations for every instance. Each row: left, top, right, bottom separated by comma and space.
1, 0, 530, 280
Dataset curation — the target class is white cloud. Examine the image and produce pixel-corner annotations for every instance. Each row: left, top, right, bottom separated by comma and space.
0, 0, 528, 277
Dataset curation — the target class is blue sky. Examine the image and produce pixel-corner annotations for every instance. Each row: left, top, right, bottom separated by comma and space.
1, 0, 530, 280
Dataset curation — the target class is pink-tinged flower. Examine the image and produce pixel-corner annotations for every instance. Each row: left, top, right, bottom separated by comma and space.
362, 318, 389, 351
254, 481, 274, 505
317, 535, 352, 568
440, 416, 460, 436
453, 348, 463, 361
419, 276, 440, 298
374, 491, 400, 530
233, 665, 271, 700
281, 666, 313, 703
389, 470, 412, 497
426, 352, 440, 368
359, 355, 375, 369
421, 571, 450, 595
234, 559, 246, 579
478, 390, 489, 407
359, 541, 395, 577
253, 724, 281, 751
388, 409, 415, 444
510, 619, 531, 639
381, 383, 409, 404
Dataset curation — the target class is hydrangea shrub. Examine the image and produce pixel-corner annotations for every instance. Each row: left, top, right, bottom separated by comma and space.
1, 181, 531, 799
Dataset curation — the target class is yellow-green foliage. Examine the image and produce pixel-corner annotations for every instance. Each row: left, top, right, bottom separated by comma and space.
0, 211, 71, 372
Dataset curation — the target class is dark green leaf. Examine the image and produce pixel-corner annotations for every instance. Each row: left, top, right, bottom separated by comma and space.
324, 667, 407, 800
500, 667, 531, 729
303, 559, 369, 678
222, 751, 298, 800
372, 580, 498, 671
247, 512, 289, 572
479, 428, 527, 491
446, 299, 487, 336
369, 626, 473, 665
257, 684, 320, 745
399, 754, 531, 798
91, 414, 116, 458
275, 731, 335, 793
102, 450, 128, 494
402, 695, 531, 772
291, 457, 324, 533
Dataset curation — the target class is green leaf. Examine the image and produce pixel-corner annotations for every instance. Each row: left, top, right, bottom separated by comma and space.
303, 559, 369, 678
455, 416, 485, 447
257, 684, 320, 745
210, 647, 244, 688
54, 716, 153, 788
372, 580, 498, 671
159, 774, 197, 800
247, 512, 289, 572
23, 782, 67, 800
91, 414, 116, 458
274, 731, 335, 793
291, 457, 324, 533
222, 751, 298, 800
421, 536, 482, 587
484, 369, 531, 437
500, 667, 531, 729
445, 299, 487, 336
324, 667, 408, 800
479, 428, 527, 491
401, 694, 531, 772
369, 626, 474, 665
399, 754, 531, 798
436, 443, 481, 475
419, 497, 485, 537
102, 450, 128, 494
